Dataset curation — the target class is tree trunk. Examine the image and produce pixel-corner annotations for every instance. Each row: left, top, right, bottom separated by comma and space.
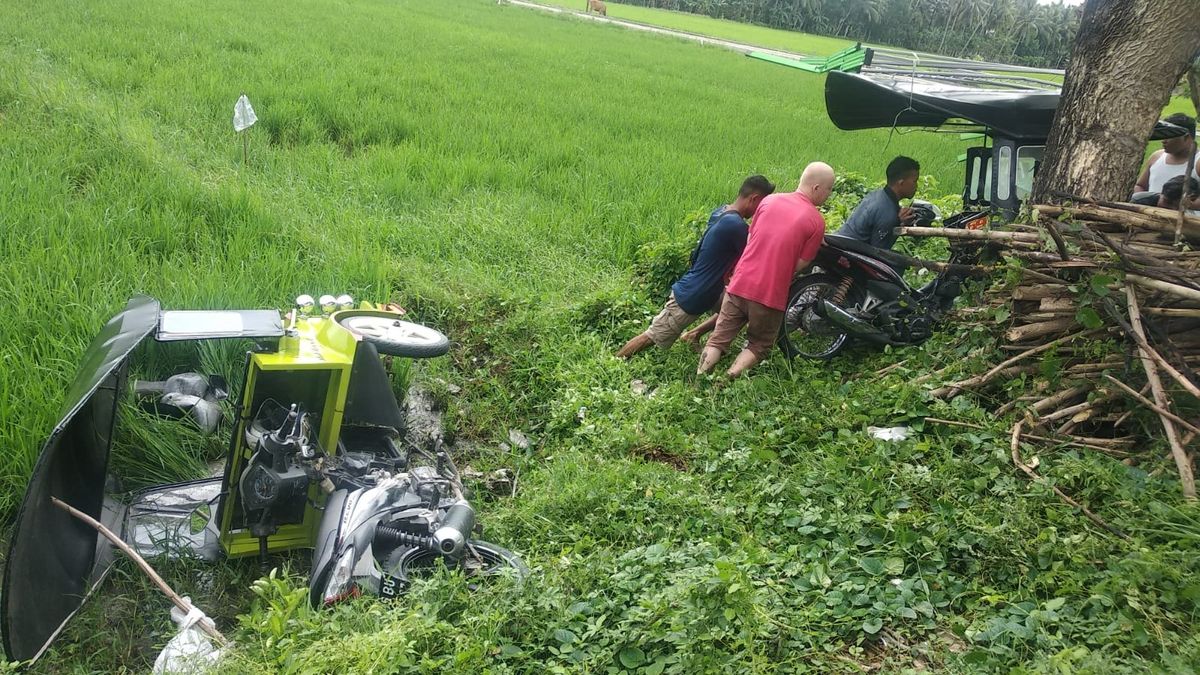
1190, 57, 1200, 117
1033, 1, 1200, 203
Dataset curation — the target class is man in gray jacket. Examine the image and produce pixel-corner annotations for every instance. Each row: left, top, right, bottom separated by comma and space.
834, 156, 920, 250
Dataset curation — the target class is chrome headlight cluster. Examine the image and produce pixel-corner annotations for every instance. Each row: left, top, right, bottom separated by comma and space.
296, 294, 354, 315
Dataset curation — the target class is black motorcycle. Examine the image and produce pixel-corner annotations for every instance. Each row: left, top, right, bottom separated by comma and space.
778, 204, 989, 360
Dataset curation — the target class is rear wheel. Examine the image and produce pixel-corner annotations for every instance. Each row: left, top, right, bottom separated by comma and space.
777, 273, 862, 360
336, 311, 450, 358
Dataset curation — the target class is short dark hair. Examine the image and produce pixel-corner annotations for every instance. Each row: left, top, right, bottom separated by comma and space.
1164, 112, 1196, 138
1160, 175, 1199, 207
739, 174, 775, 197
886, 156, 921, 183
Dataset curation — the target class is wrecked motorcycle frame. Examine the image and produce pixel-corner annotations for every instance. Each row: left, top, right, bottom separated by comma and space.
1, 295, 523, 664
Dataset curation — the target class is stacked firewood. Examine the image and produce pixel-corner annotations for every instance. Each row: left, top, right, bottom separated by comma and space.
899, 194, 1200, 502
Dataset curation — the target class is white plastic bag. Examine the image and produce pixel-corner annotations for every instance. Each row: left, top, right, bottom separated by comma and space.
233, 95, 257, 132
867, 426, 911, 442
152, 598, 226, 675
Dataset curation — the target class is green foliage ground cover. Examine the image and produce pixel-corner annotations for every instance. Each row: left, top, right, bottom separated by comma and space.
1, 0, 1198, 672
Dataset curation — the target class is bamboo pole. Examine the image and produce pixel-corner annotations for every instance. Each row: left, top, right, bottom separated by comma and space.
895, 226, 1041, 243
1127, 275, 1200, 303
1125, 285, 1196, 499
1103, 374, 1200, 436
50, 497, 228, 645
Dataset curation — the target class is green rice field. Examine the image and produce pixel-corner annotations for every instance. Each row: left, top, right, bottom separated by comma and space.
1, 1, 1198, 672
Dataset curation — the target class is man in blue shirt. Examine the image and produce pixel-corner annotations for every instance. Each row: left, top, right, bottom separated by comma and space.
834, 156, 920, 250
617, 175, 775, 359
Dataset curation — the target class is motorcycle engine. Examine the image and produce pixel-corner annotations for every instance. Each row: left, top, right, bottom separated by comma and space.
239, 403, 314, 538
876, 300, 934, 344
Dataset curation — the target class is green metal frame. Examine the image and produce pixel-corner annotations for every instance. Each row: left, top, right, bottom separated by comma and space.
217, 313, 363, 557
746, 44, 869, 74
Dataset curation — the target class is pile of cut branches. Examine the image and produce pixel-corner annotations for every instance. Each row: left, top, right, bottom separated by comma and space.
908, 194, 1200, 500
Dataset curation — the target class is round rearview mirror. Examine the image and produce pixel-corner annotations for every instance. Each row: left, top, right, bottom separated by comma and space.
319, 295, 337, 314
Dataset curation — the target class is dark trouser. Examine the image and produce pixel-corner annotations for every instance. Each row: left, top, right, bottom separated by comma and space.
705, 293, 783, 359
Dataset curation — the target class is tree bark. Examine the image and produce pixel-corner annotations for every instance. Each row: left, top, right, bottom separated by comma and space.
1033, 1, 1200, 203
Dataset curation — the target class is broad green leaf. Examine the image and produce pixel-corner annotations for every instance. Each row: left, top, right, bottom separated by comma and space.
1045, 597, 1066, 611
500, 645, 522, 658
859, 557, 885, 575
863, 617, 883, 634
618, 646, 646, 668
1076, 306, 1103, 329
553, 629, 576, 645
884, 557, 905, 575
1090, 274, 1114, 297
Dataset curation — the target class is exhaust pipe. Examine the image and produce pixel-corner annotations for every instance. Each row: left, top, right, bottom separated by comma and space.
818, 300, 894, 346
433, 501, 476, 556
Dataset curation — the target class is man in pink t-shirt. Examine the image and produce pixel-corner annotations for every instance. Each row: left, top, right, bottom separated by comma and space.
698, 162, 835, 378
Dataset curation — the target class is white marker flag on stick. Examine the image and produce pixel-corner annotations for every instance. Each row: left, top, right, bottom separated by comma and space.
233, 94, 257, 132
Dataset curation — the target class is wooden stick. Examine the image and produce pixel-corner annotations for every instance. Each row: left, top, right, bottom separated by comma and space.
1043, 218, 1071, 261
1125, 285, 1196, 499
1103, 375, 1200, 436
1142, 307, 1200, 318
922, 417, 1128, 454
1039, 395, 1112, 423
1010, 420, 1130, 539
1015, 266, 1069, 285
1012, 284, 1073, 300
929, 365, 1036, 399
873, 359, 909, 378
1038, 202, 1200, 239
1101, 297, 1200, 399
1031, 385, 1090, 413
1126, 325, 1200, 399
1127, 274, 1200, 303
895, 226, 1040, 243
50, 497, 228, 645
932, 329, 1098, 399
1113, 382, 1153, 428
1005, 318, 1079, 342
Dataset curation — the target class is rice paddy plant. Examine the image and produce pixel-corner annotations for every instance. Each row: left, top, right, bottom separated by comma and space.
4, 0, 1199, 673
0, 0, 962, 515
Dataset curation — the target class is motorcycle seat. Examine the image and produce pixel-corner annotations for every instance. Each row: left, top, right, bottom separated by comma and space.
823, 235, 910, 273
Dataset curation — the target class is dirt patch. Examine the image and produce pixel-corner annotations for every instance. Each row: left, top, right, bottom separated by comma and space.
631, 444, 688, 471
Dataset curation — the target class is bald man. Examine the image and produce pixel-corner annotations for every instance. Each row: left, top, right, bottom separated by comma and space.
698, 162, 835, 378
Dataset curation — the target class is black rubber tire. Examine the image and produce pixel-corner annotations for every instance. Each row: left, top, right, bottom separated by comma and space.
335, 310, 450, 358
776, 273, 863, 361
386, 540, 527, 590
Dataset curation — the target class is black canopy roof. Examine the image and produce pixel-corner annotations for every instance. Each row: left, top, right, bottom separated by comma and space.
824, 69, 1061, 141
824, 69, 1192, 143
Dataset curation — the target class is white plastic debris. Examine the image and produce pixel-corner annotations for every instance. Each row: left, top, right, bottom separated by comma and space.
867, 426, 911, 442
152, 599, 225, 674
508, 429, 531, 450
232, 94, 257, 132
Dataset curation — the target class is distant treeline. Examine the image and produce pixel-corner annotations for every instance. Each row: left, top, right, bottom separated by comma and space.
623, 0, 1081, 68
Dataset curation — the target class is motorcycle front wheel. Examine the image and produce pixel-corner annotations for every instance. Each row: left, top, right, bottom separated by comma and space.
385, 540, 527, 589
777, 273, 862, 360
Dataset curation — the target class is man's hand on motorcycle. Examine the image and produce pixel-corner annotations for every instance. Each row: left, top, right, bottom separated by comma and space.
899, 207, 917, 225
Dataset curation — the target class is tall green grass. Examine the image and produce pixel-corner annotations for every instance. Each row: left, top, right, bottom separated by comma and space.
5, 1, 1199, 673
0, 0, 960, 514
